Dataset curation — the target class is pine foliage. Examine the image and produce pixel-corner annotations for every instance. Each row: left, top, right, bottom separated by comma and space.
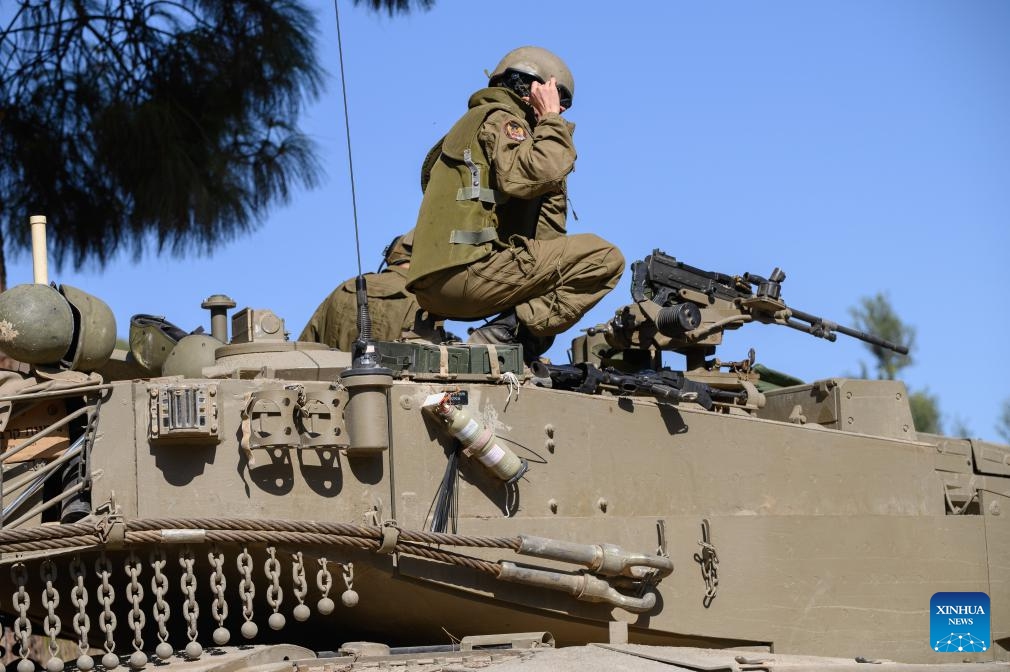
0, 0, 324, 270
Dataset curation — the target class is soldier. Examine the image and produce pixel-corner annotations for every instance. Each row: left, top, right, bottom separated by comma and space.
299, 232, 421, 351
406, 46, 624, 361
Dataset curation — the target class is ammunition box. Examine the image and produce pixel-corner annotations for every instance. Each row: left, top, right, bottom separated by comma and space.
374, 342, 523, 380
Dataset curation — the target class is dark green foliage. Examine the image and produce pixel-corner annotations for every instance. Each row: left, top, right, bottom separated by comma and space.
353, 0, 435, 16
848, 293, 914, 380
909, 389, 941, 435
998, 397, 1010, 444
0, 0, 324, 274
849, 292, 941, 434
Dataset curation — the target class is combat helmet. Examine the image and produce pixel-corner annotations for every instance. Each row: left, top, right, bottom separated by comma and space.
0, 283, 116, 370
58, 284, 117, 371
489, 46, 574, 109
0, 283, 74, 364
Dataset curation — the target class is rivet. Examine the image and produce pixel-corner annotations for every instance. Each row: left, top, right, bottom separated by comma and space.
990, 501, 1001, 516
208, 386, 217, 397
895, 392, 902, 400
847, 417, 854, 425
544, 424, 555, 437
548, 498, 558, 513
545, 438, 555, 452
597, 497, 608, 513
846, 391, 852, 399
400, 396, 413, 410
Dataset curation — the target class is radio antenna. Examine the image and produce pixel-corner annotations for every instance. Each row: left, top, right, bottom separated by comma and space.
332, 0, 363, 277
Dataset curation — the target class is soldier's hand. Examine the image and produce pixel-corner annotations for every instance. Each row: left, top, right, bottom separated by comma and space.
529, 76, 563, 119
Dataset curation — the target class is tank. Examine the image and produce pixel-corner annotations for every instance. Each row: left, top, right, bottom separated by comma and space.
0, 243, 1006, 672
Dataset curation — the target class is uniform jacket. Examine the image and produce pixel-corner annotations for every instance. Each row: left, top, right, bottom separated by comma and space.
407, 87, 576, 288
298, 264, 419, 351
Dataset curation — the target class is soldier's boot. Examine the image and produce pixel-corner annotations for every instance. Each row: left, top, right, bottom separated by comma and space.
468, 311, 554, 364
467, 310, 519, 346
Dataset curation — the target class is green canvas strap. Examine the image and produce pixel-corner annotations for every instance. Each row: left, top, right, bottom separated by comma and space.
449, 227, 498, 245
455, 149, 508, 204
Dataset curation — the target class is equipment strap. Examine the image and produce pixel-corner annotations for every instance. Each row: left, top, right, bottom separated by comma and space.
455, 149, 508, 204
449, 227, 498, 245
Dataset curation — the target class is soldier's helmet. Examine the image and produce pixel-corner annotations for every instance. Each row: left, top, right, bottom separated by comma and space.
58, 284, 117, 371
0, 283, 116, 371
383, 230, 414, 266
489, 46, 574, 109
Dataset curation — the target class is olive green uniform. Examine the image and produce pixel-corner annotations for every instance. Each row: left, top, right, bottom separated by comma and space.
299, 265, 419, 351
407, 87, 623, 338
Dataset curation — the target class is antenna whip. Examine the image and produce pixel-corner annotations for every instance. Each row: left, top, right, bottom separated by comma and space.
332, 0, 363, 277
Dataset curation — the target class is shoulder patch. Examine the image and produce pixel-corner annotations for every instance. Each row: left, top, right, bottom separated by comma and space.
504, 120, 528, 142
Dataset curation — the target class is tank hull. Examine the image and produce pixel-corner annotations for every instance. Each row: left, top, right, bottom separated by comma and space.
0, 374, 1006, 665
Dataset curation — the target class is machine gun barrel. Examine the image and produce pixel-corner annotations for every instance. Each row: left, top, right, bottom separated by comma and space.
787, 308, 909, 355
633, 250, 910, 356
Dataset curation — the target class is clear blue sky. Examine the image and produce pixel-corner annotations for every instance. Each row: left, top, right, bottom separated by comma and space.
8, 0, 1009, 440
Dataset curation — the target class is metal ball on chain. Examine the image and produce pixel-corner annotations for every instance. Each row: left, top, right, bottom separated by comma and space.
155, 643, 174, 661
128, 651, 147, 670
341, 589, 360, 607
76, 655, 94, 672
213, 627, 231, 646
45, 658, 63, 672
184, 642, 203, 660
102, 652, 120, 670
293, 604, 311, 621
317, 596, 335, 615
268, 612, 286, 630
17, 659, 34, 672
240, 621, 258, 639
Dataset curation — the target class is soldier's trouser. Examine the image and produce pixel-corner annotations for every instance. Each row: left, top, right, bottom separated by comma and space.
411, 233, 624, 337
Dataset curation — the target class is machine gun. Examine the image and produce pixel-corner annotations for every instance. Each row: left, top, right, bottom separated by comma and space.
586, 249, 908, 372
529, 360, 732, 410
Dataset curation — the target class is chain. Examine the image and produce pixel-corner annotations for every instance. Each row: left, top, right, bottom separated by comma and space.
264, 546, 285, 629
265, 546, 283, 610
179, 546, 200, 643
316, 557, 335, 615
316, 557, 333, 596
70, 556, 91, 657
341, 562, 359, 607
124, 552, 146, 652
95, 552, 117, 654
150, 549, 171, 652
291, 552, 310, 621
11, 562, 31, 661
209, 545, 228, 624
342, 562, 354, 592
693, 518, 720, 608
40, 560, 62, 659
237, 546, 257, 639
